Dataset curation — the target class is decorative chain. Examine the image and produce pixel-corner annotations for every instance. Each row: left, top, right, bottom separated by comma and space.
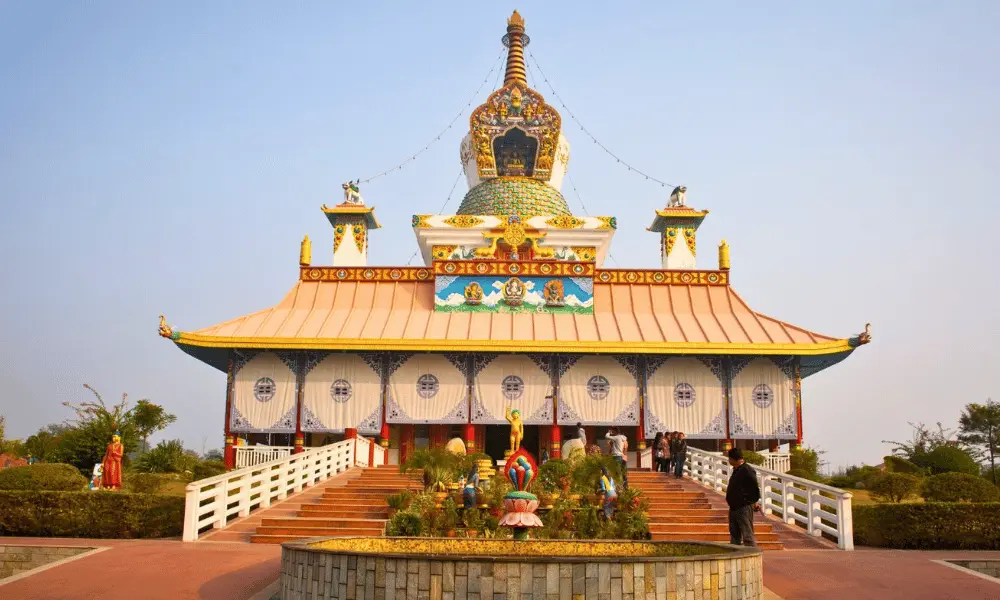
358, 50, 506, 184
527, 50, 676, 189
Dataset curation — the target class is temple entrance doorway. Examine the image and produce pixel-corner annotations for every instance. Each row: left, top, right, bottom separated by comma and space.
483, 425, 540, 463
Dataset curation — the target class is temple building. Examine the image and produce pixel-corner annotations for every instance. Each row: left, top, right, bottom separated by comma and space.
159, 11, 870, 469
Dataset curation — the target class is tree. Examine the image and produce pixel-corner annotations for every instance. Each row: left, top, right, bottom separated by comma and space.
202, 449, 224, 461
958, 398, 1000, 485
0, 415, 25, 456
56, 384, 141, 474
23, 424, 70, 462
133, 400, 177, 452
883, 422, 959, 465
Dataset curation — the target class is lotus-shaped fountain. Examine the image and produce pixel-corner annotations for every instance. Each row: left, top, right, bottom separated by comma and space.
498, 448, 544, 540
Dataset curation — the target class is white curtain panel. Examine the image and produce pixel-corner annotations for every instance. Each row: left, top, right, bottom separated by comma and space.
730, 358, 797, 439
644, 357, 725, 439
302, 354, 381, 433
472, 355, 553, 424
557, 356, 639, 426
231, 352, 296, 432
387, 354, 468, 423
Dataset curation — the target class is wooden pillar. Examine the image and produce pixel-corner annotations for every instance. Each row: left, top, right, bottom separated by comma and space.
293, 355, 305, 454
345, 428, 358, 439
768, 439, 780, 453
223, 358, 236, 469
465, 355, 476, 452
464, 422, 476, 453
792, 360, 803, 450
722, 357, 734, 452
549, 357, 561, 459
400, 424, 415, 465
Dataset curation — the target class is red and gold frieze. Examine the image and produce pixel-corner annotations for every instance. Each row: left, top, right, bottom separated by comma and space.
300, 266, 433, 282
594, 269, 729, 286
433, 260, 594, 277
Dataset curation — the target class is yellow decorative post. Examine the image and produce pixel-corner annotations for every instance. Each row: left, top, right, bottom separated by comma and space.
718, 240, 731, 271
299, 235, 312, 266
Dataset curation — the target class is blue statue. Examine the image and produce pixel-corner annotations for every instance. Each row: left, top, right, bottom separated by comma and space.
463, 464, 480, 509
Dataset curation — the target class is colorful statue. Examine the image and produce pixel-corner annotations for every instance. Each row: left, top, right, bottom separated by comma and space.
342, 180, 363, 205
668, 185, 687, 207
101, 431, 124, 491
464, 282, 484, 305
463, 464, 480, 510
502, 277, 525, 307
505, 407, 523, 453
498, 448, 544, 539
543, 280, 564, 307
598, 466, 618, 519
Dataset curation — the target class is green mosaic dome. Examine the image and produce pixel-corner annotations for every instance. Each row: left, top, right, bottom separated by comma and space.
457, 177, 572, 217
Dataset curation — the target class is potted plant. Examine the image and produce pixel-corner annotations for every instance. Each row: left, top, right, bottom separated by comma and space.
441, 498, 459, 537
385, 491, 413, 518
425, 466, 451, 506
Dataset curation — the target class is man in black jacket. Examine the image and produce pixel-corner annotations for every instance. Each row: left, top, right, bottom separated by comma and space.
725, 448, 761, 547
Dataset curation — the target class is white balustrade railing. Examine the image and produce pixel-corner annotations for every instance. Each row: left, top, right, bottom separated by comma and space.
684, 447, 854, 550
761, 452, 791, 474
354, 435, 372, 468
182, 436, 385, 542
234, 445, 292, 469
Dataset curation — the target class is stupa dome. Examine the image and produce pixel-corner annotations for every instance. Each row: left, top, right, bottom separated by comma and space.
456, 176, 571, 217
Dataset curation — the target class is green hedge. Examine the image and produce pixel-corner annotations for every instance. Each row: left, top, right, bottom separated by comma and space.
854, 503, 1000, 549
0, 464, 88, 491
0, 491, 183, 538
921, 472, 1000, 502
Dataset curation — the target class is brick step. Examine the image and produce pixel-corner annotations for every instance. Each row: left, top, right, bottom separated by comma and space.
328, 487, 422, 495
298, 506, 389, 518
261, 517, 386, 528
650, 531, 780, 543
632, 492, 705, 500
638, 502, 712, 509
649, 523, 774, 534
250, 535, 316, 545
649, 533, 784, 551
646, 515, 728, 524
254, 526, 384, 537
310, 498, 391, 508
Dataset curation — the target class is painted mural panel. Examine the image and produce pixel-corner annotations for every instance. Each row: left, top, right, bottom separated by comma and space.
231, 352, 297, 433
471, 354, 553, 425
434, 275, 593, 314
729, 357, 797, 439
386, 353, 468, 424
301, 353, 381, 434
644, 357, 726, 439
556, 355, 640, 426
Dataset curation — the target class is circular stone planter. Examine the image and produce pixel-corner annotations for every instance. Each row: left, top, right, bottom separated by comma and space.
279, 537, 763, 600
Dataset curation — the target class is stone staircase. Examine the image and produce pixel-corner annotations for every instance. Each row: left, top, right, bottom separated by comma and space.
247, 465, 422, 544
629, 471, 832, 550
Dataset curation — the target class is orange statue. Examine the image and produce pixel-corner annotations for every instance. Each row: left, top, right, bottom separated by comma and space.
101, 431, 124, 491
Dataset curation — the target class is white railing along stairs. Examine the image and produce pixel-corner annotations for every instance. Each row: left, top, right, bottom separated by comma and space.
683, 447, 854, 550
234, 445, 292, 469
182, 436, 385, 542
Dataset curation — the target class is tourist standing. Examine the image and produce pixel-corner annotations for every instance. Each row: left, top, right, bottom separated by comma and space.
577, 422, 586, 446
725, 448, 761, 547
605, 427, 629, 489
671, 432, 688, 479
652, 432, 663, 472
657, 432, 671, 473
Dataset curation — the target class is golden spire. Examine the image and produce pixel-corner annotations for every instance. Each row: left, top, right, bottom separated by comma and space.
300, 235, 312, 266
502, 10, 529, 87
718, 240, 731, 271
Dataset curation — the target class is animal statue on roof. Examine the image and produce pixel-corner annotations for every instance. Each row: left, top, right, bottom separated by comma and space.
158, 315, 173, 339
342, 180, 363, 205
858, 323, 872, 345
668, 185, 687, 207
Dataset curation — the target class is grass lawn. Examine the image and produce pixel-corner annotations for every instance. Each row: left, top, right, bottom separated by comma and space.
845, 489, 924, 505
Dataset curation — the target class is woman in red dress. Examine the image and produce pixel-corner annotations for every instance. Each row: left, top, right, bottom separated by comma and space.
101, 432, 124, 491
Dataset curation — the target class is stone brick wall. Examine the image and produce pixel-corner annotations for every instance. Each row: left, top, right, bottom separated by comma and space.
280, 544, 763, 600
0, 546, 90, 580
947, 560, 1000, 579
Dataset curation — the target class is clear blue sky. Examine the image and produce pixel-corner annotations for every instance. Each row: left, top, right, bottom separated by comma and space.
1, 2, 997, 470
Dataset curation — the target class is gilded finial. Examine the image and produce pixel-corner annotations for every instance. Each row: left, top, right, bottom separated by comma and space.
718, 240, 731, 271
300, 235, 312, 266
502, 10, 529, 87
158, 315, 173, 339
858, 323, 872, 345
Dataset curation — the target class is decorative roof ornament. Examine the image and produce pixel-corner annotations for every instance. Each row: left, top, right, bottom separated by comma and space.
502, 10, 529, 87
668, 185, 687, 208
342, 180, 363, 205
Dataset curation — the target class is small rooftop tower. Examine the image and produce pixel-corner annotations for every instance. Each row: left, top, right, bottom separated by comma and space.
646, 186, 709, 270
321, 181, 381, 267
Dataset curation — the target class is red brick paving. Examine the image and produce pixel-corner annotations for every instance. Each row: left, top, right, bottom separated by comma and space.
3, 539, 1000, 599
0, 538, 280, 600
765, 549, 1000, 600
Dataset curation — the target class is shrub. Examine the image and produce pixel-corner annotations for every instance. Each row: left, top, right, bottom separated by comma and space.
869, 473, 920, 503
742, 451, 765, 467
854, 503, 1000, 549
920, 446, 980, 476
790, 448, 820, 476
921, 472, 1000, 502
0, 490, 183, 538
386, 512, 422, 537
0, 464, 88, 491
192, 460, 227, 481
124, 472, 165, 494
883, 456, 925, 476
538, 459, 571, 493
787, 468, 827, 483
569, 454, 623, 495
132, 440, 198, 474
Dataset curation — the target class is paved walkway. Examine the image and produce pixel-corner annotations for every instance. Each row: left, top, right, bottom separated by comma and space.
2, 538, 999, 599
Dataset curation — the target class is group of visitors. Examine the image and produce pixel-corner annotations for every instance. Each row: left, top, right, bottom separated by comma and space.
651, 431, 688, 478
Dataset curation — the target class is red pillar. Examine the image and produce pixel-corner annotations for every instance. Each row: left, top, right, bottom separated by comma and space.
400, 424, 415, 465
464, 422, 476, 453
345, 428, 358, 439
223, 359, 236, 469
722, 357, 733, 452
293, 357, 305, 454
550, 425, 561, 459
